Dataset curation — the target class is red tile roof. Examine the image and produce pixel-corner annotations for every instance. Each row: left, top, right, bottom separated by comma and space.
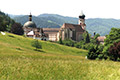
61, 23, 85, 32
43, 28, 60, 31
43, 28, 60, 34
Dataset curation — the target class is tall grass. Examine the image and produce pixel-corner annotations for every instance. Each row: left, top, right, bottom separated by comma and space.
0, 33, 120, 80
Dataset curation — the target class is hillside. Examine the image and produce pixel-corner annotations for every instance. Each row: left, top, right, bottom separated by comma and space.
0, 32, 87, 55
13, 14, 78, 27
14, 15, 60, 28
12, 14, 120, 36
86, 18, 120, 36
38, 14, 78, 25
0, 33, 120, 79
0, 11, 15, 31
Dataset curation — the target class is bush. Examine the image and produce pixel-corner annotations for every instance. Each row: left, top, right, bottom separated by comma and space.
62, 39, 75, 47
97, 54, 104, 59
75, 42, 94, 50
83, 31, 90, 43
87, 45, 98, 59
104, 28, 120, 46
83, 43, 94, 50
108, 42, 120, 61
87, 44, 104, 60
11, 23, 24, 35
58, 38, 63, 44
74, 41, 84, 48
90, 33, 100, 44
31, 40, 42, 51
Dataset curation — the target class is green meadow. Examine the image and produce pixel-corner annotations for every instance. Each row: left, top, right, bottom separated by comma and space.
0, 33, 120, 80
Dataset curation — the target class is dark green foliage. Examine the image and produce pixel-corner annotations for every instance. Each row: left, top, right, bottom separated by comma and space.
58, 38, 63, 44
102, 28, 120, 61
108, 42, 120, 61
11, 23, 24, 35
74, 41, 93, 50
86, 43, 106, 60
83, 43, 95, 50
94, 33, 100, 39
91, 33, 100, 44
87, 44, 104, 59
8, 35, 15, 38
0, 11, 15, 31
103, 28, 120, 57
83, 31, 90, 43
86, 33, 90, 43
31, 40, 42, 50
74, 41, 85, 48
87, 45, 99, 59
62, 39, 75, 47
104, 28, 120, 46
97, 45, 106, 59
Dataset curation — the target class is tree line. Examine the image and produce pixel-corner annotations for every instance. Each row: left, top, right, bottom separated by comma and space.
58, 28, 120, 61
0, 11, 24, 35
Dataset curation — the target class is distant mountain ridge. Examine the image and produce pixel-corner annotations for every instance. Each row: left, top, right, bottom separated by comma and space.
11, 14, 120, 36
86, 18, 120, 36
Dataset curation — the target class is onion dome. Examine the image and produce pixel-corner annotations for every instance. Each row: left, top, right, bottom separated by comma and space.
79, 11, 85, 19
23, 13, 37, 28
23, 21, 37, 28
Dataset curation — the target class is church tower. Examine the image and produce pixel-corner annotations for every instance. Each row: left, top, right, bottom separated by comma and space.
29, 12, 32, 21
78, 11, 86, 30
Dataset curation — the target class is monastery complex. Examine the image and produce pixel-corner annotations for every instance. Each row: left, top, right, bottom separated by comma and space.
23, 12, 86, 41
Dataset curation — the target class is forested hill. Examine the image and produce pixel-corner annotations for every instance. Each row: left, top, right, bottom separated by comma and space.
12, 14, 120, 36
86, 18, 120, 36
0, 11, 15, 31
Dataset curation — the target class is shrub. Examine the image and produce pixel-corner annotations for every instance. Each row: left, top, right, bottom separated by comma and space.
83, 31, 90, 43
87, 44, 102, 59
90, 33, 100, 44
58, 38, 63, 44
31, 40, 42, 51
104, 28, 120, 46
97, 54, 104, 59
11, 23, 24, 35
74, 41, 84, 48
108, 42, 120, 61
62, 39, 75, 47
83, 43, 94, 50
97, 45, 106, 59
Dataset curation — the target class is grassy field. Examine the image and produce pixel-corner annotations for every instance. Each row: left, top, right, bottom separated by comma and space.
0, 33, 120, 80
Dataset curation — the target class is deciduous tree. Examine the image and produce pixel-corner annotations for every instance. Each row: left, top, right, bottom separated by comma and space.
11, 23, 24, 35
108, 42, 120, 61
31, 40, 42, 51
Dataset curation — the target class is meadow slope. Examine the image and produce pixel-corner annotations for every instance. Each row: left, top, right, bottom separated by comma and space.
0, 33, 120, 80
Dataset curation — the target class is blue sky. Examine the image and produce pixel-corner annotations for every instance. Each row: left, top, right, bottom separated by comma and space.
1, 0, 120, 19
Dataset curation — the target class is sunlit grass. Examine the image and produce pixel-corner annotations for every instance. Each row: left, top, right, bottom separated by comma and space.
0, 33, 120, 80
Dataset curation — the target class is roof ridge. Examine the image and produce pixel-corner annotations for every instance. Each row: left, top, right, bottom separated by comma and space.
64, 23, 79, 26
